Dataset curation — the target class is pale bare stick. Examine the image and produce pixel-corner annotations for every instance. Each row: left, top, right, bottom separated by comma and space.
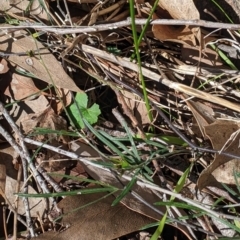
0, 18, 240, 35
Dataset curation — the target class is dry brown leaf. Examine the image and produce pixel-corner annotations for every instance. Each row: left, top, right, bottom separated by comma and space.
7, 95, 49, 128
185, 98, 215, 139
35, 191, 153, 240
0, 58, 9, 74
6, 174, 45, 216
20, 108, 69, 143
0, 144, 45, 218
0, 0, 48, 20
181, 45, 224, 67
159, 0, 199, 19
121, 90, 152, 125
197, 120, 240, 190
20, 108, 71, 171
5, 73, 40, 100
152, 0, 200, 44
152, 14, 198, 44
0, 24, 82, 92
51, 88, 72, 114
70, 142, 194, 239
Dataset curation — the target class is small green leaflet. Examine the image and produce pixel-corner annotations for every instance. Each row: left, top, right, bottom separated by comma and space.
67, 93, 101, 129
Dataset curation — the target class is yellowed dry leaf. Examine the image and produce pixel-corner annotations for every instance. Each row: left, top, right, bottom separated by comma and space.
197, 120, 240, 190
0, 24, 82, 92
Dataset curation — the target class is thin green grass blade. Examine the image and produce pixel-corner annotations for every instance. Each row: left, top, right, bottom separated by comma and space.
16, 187, 117, 198
141, 171, 154, 182
150, 212, 167, 240
233, 169, 240, 193
48, 173, 114, 186
211, 0, 234, 23
221, 183, 238, 197
137, 0, 160, 47
32, 127, 79, 137
129, 0, 153, 125
171, 162, 193, 201
210, 44, 238, 70
212, 196, 225, 208
83, 119, 126, 158
211, 216, 240, 234
154, 201, 203, 211
121, 118, 141, 163
98, 130, 133, 155
151, 163, 193, 239
141, 212, 205, 230
142, 139, 168, 149
218, 238, 240, 240
111, 176, 137, 206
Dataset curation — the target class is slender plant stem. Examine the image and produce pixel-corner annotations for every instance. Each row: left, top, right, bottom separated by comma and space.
129, 0, 153, 124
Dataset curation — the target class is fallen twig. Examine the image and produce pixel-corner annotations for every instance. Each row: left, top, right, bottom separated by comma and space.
0, 18, 240, 34
0, 102, 56, 237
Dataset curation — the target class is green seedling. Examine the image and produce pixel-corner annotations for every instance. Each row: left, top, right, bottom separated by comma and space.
67, 92, 101, 129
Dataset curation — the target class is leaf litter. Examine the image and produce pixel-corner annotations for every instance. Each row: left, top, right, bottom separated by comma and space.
0, 0, 240, 240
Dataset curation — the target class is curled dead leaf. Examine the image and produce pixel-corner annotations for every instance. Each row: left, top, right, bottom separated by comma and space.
197, 120, 240, 190
153, 0, 200, 45
185, 98, 215, 139
0, 58, 9, 74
